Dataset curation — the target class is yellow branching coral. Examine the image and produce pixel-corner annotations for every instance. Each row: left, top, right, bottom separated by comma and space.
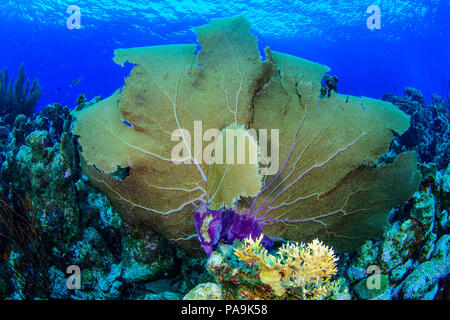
234, 235, 339, 299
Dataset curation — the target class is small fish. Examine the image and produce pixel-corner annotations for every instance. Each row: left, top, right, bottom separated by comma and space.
70, 77, 83, 87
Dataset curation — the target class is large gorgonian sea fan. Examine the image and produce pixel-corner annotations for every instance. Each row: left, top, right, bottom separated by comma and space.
73, 16, 421, 254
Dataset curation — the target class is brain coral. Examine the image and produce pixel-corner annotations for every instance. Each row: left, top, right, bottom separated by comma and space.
73, 16, 421, 254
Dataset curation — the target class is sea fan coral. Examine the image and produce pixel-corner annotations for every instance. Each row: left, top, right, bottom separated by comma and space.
73, 16, 421, 254
234, 235, 339, 298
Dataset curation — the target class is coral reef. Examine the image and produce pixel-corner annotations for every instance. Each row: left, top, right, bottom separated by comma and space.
73, 16, 420, 255
0, 97, 212, 300
188, 162, 449, 301
234, 236, 340, 298
204, 236, 347, 300
0, 17, 447, 302
0, 191, 53, 299
339, 164, 450, 300
0, 81, 446, 300
383, 87, 450, 170
0, 64, 42, 124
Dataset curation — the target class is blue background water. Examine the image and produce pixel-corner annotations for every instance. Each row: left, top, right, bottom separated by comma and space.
0, 0, 449, 111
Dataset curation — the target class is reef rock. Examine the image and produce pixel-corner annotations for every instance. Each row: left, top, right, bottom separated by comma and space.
383, 88, 450, 170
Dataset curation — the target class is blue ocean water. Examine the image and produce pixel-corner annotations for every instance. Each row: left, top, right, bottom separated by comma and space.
0, 0, 449, 111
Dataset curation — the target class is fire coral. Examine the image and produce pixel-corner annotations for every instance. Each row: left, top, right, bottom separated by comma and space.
73, 16, 421, 254
233, 235, 340, 298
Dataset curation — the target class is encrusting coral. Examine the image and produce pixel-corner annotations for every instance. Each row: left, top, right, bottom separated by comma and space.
234, 235, 340, 298
73, 16, 421, 255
